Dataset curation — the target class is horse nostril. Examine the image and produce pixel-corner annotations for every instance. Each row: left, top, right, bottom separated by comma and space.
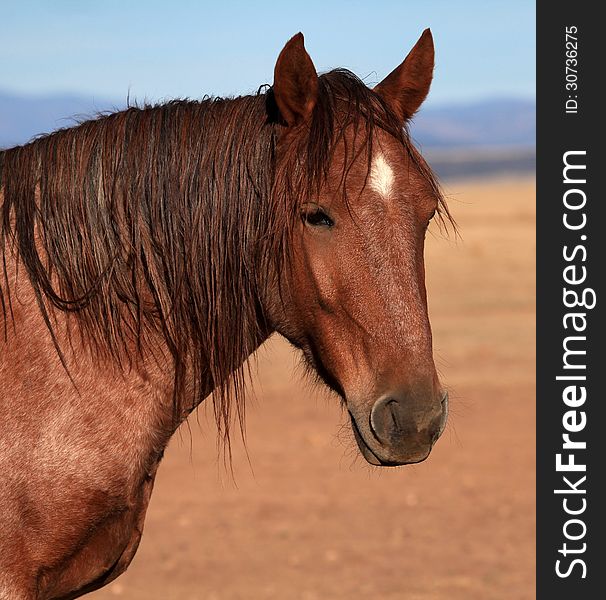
386, 399, 400, 429
370, 396, 410, 443
370, 392, 444, 447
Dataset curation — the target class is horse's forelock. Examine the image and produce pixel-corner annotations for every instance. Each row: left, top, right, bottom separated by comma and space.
279, 69, 449, 231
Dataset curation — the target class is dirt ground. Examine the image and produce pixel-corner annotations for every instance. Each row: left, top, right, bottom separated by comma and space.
96, 176, 536, 600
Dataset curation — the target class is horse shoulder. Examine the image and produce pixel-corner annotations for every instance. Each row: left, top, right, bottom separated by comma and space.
0, 252, 174, 598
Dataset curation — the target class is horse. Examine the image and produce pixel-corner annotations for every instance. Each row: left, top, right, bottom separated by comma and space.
0, 29, 451, 599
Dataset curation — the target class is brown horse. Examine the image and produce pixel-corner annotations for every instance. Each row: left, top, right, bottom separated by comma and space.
0, 30, 450, 599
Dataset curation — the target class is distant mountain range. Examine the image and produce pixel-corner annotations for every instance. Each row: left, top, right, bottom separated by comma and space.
411, 98, 535, 149
0, 90, 535, 178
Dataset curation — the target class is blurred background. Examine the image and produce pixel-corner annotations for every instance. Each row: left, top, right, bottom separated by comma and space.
2, 1, 535, 598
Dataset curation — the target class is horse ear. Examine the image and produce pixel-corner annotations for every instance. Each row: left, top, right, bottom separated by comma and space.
273, 33, 318, 127
374, 28, 434, 121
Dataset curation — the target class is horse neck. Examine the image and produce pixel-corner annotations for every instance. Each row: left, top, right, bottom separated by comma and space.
1, 98, 279, 430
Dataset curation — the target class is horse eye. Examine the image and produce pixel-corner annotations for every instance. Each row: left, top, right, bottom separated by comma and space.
303, 208, 334, 228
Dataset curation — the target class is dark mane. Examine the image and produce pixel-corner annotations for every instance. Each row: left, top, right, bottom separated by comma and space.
0, 70, 447, 446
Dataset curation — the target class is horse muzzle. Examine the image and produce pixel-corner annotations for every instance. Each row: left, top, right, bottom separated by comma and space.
349, 390, 448, 466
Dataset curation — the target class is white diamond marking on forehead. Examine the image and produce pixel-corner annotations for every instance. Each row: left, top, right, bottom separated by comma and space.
369, 153, 395, 199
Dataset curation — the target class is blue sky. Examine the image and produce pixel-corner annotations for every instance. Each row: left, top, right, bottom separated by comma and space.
2, 0, 535, 106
